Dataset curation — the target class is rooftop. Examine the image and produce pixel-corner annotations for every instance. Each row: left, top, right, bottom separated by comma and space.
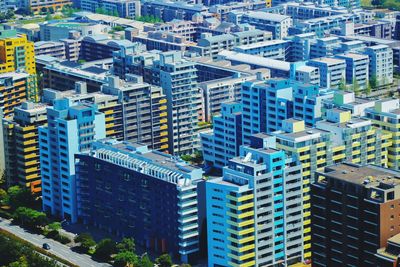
309, 57, 345, 65
243, 11, 291, 22
235, 39, 289, 50
90, 139, 203, 187
218, 50, 290, 71
319, 163, 400, 187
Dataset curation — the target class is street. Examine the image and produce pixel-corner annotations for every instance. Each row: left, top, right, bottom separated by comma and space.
0, 218, 111, 267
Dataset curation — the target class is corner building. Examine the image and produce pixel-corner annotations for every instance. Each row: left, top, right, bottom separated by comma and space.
312, 163, 400, 266
207, 134, 304, 266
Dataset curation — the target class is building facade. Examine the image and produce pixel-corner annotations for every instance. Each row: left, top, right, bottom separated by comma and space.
307, 57, 346, 89
75, 139, 203, 263
2, 102, 47, 193
0, 26, 38, 102
101, 75, 169, 152
0, 73, 31, 118
39, 99, 106, 222
311, 163, 400, 266
207, 134, 304, 266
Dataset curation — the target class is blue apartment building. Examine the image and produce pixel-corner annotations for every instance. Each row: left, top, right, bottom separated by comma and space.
39, 99, 106, 222
201, 78, 332, 170
201, 102, 242, 171
206, 134, 304, 266
241, 79, 293, 144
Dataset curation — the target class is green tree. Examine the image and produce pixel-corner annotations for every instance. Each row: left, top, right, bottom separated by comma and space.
365, 82, 372, 96
94, 238, 116, 261
13, 207, 48, 229
0, 188, 8, 205
370, 75, 378, 89
8, 256, 28, 267
45, 12, 52, 21
338, 77, 346, 91
352, 78, 360, 95
7, 186, 36, 210
116, 237, 135, 253
96, 7, 106, 14
47, 222, 61, 231
179, 265, 191, 267
155, 254, 173, 267
139, 255, 153, 267
113, 251, 138, 267
74, 232, 96, 253
113, 9, 119, 17
180, 155, 192, 162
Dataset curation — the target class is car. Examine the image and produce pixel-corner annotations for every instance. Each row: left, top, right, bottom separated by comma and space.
42, 243, 51, 250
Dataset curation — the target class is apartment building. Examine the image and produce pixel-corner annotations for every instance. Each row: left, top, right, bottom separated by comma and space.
2, 102, 47, 193
199, 69, 269, 122
40, 21, 108, 41
287, 32, 316, 62
309, 37, 341, 59
207, 134, 304, 266
241, 79, 293, 144
322, 90, 375, 117
0, 26, 38, 102
119, 50, 202, 155
363, 45, 393, 87
81, 0, 141, 18
307, 57, 346, 89
34, 41, 66, 60
75, 139, 203, 263
273, 113, 392, 258
294, 65, 320, 86
228, 10, 292, 39
42, 81, 123, 140
365, 99, 400, 171
311, 163, 400, 266
81, 36, 136, 62
0, 73, 30, 118
39, 58, 109, 92
101, 76, 169, 152
39, 99, 106, 222
201, 102, 242, 170
233, 39, 291, 61
335, 53, 370, 90
20, 0, 72, 14
141, 0, 208, 22
190, 30, 272, 60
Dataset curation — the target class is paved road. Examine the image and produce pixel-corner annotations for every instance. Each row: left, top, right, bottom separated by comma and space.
0, 218, 111, 267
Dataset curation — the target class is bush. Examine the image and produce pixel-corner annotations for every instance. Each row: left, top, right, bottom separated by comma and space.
74, 232, 96, 253
93, 238, 116, 261
56, 234, 71, 244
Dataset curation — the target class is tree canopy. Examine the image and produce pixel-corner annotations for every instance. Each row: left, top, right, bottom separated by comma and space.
94, 238, 117, 261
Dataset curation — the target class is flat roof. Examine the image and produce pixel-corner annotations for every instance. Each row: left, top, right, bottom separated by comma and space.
320, 163, 400, 186
235, 39, 289, 50
336, 53, 369, 60
218, 50, 290, 71
244, 11, 291, 21
309, 57, 345, 65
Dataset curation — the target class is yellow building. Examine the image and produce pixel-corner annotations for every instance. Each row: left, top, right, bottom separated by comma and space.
2, 102, 47, 193
273, 110, 391, 259
366, 99, 400, 171
0, 26, 38, 102
0, 73, 30, 118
